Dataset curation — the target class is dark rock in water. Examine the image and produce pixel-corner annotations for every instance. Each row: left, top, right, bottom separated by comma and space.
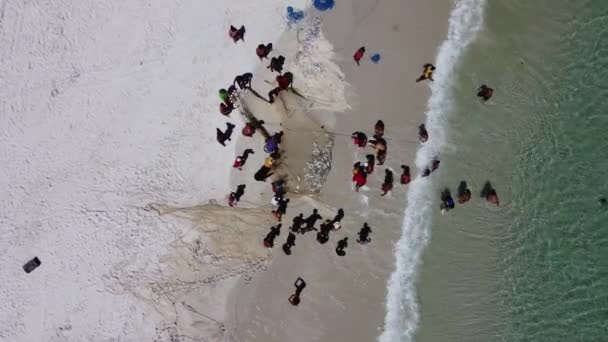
23, 257, 41, 273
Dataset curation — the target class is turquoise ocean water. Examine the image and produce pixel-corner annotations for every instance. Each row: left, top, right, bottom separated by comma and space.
417, 1, 608, 341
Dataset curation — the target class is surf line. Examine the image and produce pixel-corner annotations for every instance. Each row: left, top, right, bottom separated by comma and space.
377, 1, 487, 342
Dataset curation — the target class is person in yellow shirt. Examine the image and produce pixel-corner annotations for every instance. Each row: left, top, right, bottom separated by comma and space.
416, 63, 435, 82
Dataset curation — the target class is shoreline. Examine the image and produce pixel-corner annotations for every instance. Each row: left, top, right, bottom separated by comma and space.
223, 1, 450, 341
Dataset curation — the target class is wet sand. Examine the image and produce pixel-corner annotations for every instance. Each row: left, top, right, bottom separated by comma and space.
224, 1, 450, 341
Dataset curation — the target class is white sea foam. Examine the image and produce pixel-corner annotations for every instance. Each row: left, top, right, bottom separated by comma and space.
378, 1, 486, 341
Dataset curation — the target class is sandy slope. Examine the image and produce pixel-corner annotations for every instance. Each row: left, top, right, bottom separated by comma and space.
0, 0, 305, 340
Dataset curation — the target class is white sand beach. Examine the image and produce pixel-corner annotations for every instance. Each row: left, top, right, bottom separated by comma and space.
0, 0, 453, 341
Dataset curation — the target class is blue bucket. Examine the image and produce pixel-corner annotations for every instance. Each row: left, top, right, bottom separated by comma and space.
313, 0, 335, 12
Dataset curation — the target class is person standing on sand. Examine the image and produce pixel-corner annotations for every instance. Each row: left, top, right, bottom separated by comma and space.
302, 209, 322, 233
267, 55, 285, 73
272, 198, 290, 221
254, 165, 273, 182
365, 154, 375, 175
216, 122, 236, 146
219, 100, 233, 116
290, 213, 304, 233
416, 63, 435, 82
354, 47, 366, 66
256, 43, 273, 60
263, 224, 281, 248
229, 25, 245, 43
316, 219, 332, 244
370, 137, 387, 165
288, 277, 306, 306
282, 231, 296, 255
352, 162, 367, 192
336, 237, 348, 256
352, 131, 368, 148
357, 223, 372, 244
400, 165, 411, 185
227, 184, 246, 207
381, 169, 394, 196
233, 148, 254, 170
374, 120, 385, 139
234, 73, 253, 90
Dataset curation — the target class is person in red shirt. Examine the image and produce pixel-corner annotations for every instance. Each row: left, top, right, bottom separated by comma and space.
229, 25, 245, 43
256, 43, 273, 60
352, 162, 367, 192
400, 165, 411, 185
233, 148, 254, 170
353, 46, 366, 66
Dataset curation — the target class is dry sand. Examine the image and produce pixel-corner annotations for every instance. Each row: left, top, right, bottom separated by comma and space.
222, 1, 451, 342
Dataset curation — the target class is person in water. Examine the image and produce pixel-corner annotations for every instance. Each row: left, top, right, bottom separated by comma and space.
282, 231, 296, 255
352, 162, 367, 192
485, 189, 499, 206
288, 277, 306, 306
600, 197, 607, 205
254, 165, 273, 182
263, 224, 281, 248
301, 209, 322, 233
335, 237, 348, 256
421, 168, 431, 177
233, 148, 254, 170
457, 181, 472, 204
477, 84, 494, 101
267, 55, 286, 73
370, 137, 387, 165
234, 73, 253, 90
272, 198, 290, 221
357, 223, 372, 244
374, 120, 385, 138
365, 154, 375, 175
256, 43, 273, 60
431, 157, 440, 172
418, 124, 429, 143
400, 165, 411, 185
416, 63, 435, 82
381, 169, 394, 196
481, 181, 500, 206
216, 122, 236, 146
353, 46, 366, 66
440, 189, 455, 212
229, 25, 246, 43
351, 131, 368, 148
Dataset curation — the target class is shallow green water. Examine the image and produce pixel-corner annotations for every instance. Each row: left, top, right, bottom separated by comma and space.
418, 1, 608, 341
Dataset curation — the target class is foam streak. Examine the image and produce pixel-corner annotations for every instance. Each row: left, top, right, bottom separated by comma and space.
378, 1, 486, 341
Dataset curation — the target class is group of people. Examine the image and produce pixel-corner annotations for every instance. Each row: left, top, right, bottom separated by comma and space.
262, 203, 374, 261
414, 63, 499, 211
218, 24, 503, 308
